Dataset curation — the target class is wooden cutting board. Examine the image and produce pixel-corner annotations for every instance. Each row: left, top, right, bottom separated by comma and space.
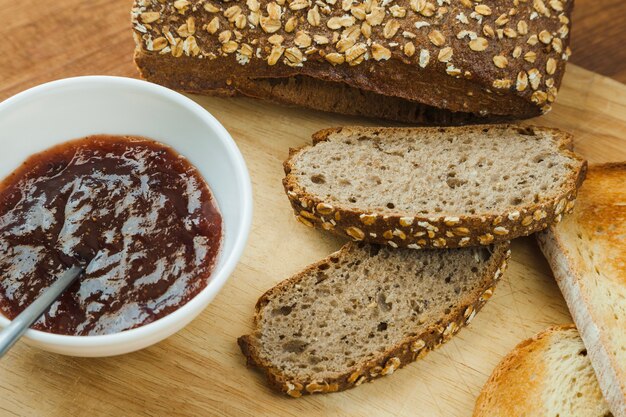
1, 65, 625, 417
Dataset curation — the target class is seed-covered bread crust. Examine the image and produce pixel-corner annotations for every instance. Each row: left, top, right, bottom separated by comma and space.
238, 241, 511, 397
283, 125, 587, 249
131, 0, 573, 122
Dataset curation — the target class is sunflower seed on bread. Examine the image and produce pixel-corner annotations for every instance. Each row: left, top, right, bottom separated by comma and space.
283, 125, 586, 249
238, 241, 511, 397
537, 163, 626, 417
474, 325, 611, 417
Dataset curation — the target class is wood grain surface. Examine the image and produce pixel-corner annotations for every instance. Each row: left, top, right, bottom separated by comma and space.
1, 1, 626, 416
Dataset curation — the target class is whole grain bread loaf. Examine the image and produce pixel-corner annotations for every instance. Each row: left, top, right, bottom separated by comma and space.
474, 325, 612, 417
238, 241, 511, 397
537, 163, 626, 417
283, 125, 586, 249
132, 0, 573, 123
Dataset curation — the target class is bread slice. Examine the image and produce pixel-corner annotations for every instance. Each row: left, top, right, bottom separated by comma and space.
238, 241, 511, 397
283, 125, 586, 249
474, 325, 611, 417
537, 163, 626, 417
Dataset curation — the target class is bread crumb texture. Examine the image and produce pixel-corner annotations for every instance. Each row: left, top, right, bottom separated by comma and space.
292, 126, 574, 214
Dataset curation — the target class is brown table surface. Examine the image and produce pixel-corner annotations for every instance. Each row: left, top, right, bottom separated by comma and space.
1, 0, 626, 99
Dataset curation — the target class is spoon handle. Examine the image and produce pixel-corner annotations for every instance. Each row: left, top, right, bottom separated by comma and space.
0, 265, 83, 358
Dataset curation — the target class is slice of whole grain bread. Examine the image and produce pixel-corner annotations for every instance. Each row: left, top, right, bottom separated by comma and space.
283, 125, 586, 249
537, 163, 626, 417
238, 241, 511, 397
474, 325, 612, 417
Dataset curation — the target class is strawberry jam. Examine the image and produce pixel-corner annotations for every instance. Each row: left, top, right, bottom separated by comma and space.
0, 136, 222, 335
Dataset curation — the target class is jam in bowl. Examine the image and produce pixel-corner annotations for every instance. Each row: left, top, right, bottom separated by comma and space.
0, 135, 223, 336
0, 76, 252, 356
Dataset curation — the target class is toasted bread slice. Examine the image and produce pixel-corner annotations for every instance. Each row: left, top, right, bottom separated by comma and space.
284, 125, 586, 248
537, 163, 626, 417
238, 241, 510, 397
474, 325, 611, 417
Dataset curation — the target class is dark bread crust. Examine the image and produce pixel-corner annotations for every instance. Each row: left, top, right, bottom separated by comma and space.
282, 125, 587, 249
238, 241, 511, 397
133, 48, 539, 117
132, 0, 573, 122
231, 76, 518, 125
135, 51, 527, 125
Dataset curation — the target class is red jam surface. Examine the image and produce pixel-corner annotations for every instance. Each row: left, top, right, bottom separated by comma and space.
0, 135, 222, 335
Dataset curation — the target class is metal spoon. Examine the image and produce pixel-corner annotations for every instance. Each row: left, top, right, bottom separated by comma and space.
0, 264, 84, 358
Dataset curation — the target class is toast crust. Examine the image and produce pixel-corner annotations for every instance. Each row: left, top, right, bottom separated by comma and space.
537, 163, 626, 417
238, 242, 511, 397
283, 125, 587, 249
473, 324, 592, 417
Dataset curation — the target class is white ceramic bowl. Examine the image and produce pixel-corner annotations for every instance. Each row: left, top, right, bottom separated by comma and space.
0, 76, 252, 356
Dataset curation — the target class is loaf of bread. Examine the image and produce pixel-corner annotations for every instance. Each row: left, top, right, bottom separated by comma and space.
238, 241, 510, 397
474, 325, 611, 417
537, 163, 626, 417
283, 125, 586, 249
131, 0, 573, 124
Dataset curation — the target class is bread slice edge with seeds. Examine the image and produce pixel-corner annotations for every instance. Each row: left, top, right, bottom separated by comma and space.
283, 125, 587, 249
238, 241, 511, 397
